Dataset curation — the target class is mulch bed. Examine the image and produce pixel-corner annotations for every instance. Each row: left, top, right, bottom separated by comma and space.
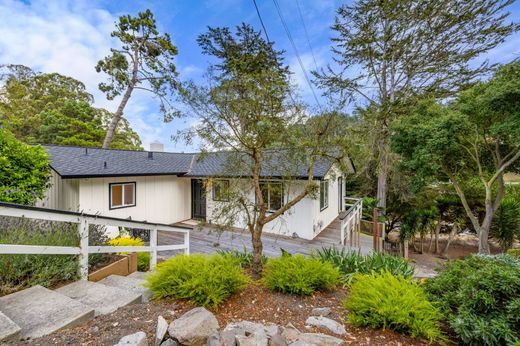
13, 281, 435, 346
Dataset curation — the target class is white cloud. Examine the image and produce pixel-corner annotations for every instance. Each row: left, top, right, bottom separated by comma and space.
0, 0, 176, 151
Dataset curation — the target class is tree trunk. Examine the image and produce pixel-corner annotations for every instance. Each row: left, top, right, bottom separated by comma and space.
251, 223, 264, 278
442, 224, 458, 258
376, 147, 388, 212
102, 83, 135, 149
434, 222, 441, 254
478, 206, 494, 254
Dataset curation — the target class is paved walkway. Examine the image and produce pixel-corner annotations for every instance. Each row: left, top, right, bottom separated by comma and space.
157, 217, 373, 259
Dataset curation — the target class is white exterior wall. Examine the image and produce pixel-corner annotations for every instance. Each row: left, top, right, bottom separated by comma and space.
310, 165, 343, 238
37, 170, 79, 211
77, 175, 191, 225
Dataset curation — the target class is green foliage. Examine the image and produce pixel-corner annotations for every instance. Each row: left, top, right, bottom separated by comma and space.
344, 271, 445, 343
215, 247, 267, 268
0, 217, 79, 295
145, 254, 249, 308
313, 247, 415, 284
107, 236, 150, 271
491, 196, 520, 251
262, 254, 340, 295
425, 254, 520, 345
0, 65, 141, 149
0, 129, 50, 204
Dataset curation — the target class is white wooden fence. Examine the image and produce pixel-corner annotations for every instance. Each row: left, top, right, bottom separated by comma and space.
0, 202, 190, 280
340, 197, 363, 247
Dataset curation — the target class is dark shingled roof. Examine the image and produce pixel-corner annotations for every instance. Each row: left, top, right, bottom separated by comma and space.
44, 145, 341, 179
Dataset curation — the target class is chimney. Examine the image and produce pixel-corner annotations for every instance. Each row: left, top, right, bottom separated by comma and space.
150, 140, 164, 152
148, 152, 153, 160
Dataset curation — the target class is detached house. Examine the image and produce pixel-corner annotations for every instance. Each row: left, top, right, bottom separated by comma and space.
38, 144, 355, 240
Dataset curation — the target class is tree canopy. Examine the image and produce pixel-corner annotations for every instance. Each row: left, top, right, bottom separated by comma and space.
0, 128, 50, 205
0, 65, 141, 149
96, 9, 179, 148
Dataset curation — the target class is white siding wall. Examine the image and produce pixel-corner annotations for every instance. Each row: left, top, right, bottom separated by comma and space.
311, 165, 342, 238
77, 175, 190, 224
205, 179, 320, 240
37, 170, 79, 211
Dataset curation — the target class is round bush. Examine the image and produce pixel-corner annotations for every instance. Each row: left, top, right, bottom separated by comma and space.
425, 254, 520, 345
344, 271, 445, 343
145, 253, 249, 307
262, 254, 340, 295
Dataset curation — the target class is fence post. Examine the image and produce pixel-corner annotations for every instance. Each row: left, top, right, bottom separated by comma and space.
340, 218, 345, 245
150, 227, 158, 269
78, 217, 89, 280
184, 231, 190, 255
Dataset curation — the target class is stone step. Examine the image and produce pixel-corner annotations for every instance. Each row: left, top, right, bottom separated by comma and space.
55, 280, 142, 316
0, 285, 94, 340
127, 271, 152, 280
0, 311, 21, 342
98, 275, 153, 302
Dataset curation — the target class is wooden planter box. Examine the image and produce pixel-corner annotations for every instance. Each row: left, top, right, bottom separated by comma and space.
88, 253, 138, 282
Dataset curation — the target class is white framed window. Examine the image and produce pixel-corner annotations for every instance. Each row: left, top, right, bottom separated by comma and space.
109, 182, 136, 209
260, 181, 283, 211
320, 180, 329, 211
212, 179, 230, 202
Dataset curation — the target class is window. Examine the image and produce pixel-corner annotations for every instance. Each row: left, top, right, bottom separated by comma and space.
110, 182, 136, 209
320, 180, 329, 211
260, 181, 283, 211
212, 179, 230, 202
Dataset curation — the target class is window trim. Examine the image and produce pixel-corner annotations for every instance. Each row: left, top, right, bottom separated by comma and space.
320, 179, 329, 211
109, 182, 136, 210
259, 180, 284, 212
212, 179, 230, 202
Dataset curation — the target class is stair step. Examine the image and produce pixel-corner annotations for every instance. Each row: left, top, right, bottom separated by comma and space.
55, 280, 142, 316
127, 271, 151, 280
0, 285, 94, 340
98, 275, 152, 302
0, 311, 21, 342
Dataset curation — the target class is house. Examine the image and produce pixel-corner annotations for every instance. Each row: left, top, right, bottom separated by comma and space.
37, 144, 355, 240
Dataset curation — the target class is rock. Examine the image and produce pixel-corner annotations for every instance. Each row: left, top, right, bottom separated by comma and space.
161, 339, 180, 346
235, 331, 268, 346
221, 329, 240, 346
288, 342, 316, 346
305, 316, 346, 335
207, 332, 223, 346
310, 307, 331, 316
115, 331, 147, 346
156, 316, 169, 346
269, 333, 288, 346
168, 307, 219, 346
224, 321, 279, 338
282, 325, 344, 346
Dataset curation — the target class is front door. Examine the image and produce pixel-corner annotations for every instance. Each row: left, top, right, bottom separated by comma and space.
191, 179, 206, 220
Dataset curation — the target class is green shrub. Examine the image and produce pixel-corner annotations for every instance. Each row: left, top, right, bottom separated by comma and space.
262, 254, 340, 295
425, 254, 520, 345
344, 271, 445, 343
313, 247, 415, 284
507, 248, 520, 259
145, 254, 249, 307
216, 247, 268, 267
491, 196, 520, 251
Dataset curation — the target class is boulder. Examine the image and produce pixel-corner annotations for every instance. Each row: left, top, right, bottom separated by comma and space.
282, 324, 344, 346
161, 339, 180, 346
235, 331, 268, 346
288, 342, 316, 346
269, 333, 288, 346
207, 332, 223, 346
221, 329, 241, 346
310, 307, 331, 316
156, 316, 169, 346
305, 316, 346, 335
115, 331, 147, 346
168, 307, 219, 346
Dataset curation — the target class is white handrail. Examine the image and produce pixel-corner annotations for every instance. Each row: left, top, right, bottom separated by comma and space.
339, 197, 363, 247
0, 202, 190, 280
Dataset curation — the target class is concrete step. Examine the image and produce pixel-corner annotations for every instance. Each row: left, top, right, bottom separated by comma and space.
0, 285, 94, 340
127, 271, 151, 280
0, 311, 21, 342
55, 280, 142, 316
98, 275, 152, 302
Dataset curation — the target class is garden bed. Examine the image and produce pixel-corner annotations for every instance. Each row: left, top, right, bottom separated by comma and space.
11, 281, 435, 345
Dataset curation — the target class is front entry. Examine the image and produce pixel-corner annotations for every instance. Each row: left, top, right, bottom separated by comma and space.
191, 179, 206, 220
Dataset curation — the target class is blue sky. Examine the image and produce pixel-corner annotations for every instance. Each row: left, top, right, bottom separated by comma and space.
1, 0, 519, 152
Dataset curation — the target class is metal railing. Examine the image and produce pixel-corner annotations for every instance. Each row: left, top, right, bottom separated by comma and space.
0, 202, 190, 280
339, 197, 363, 247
